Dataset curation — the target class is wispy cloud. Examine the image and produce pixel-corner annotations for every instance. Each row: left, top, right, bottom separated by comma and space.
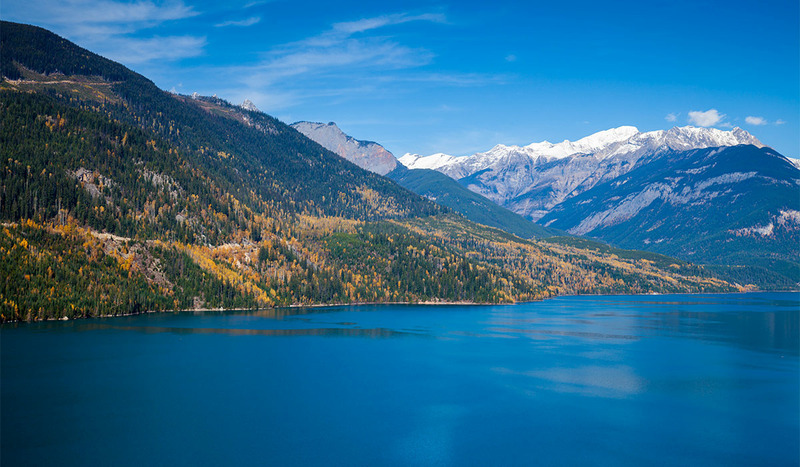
102, 35, 206, 64
215, 16, 261, 28
331, 13, 447, 35
775, 119, 787, 125
3, 0, 204, 64
209, 10, 507, 117
5, 0, 198, 29
745, 116, 768, 126
243, 0, 272, 7
505, 54, 517, 62
218, 11, 452, 111
688, 109, 725, 127
259, 12, 446, 79
665, 112, 677, 122
375, 72, 509, 86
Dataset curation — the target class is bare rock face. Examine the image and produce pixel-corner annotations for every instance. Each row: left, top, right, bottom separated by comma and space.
240, 99, 259, 112
291, 121, 398, 176
538, 145, 799, 268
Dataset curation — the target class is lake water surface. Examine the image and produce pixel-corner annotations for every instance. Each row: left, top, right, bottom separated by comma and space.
2, 292, 798, 466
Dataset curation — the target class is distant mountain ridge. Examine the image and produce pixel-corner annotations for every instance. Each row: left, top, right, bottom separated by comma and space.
400, 125, 764, 220
291, 120, 555, 238
291, 121, 398, 175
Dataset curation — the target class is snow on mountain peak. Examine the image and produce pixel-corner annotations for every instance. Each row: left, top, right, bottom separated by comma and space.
571, 126, 640, 149
398, 152, 457, 170
400, 125, 765, 172
398, 125, 770, 219
641, 126, 764, 152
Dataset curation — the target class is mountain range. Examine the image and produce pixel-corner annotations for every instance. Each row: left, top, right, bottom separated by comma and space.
1, 21, 739, 321
400, 125, 765, 220
398, 126, 799, 286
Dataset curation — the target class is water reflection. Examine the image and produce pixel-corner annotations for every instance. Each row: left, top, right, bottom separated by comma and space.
173, 306, 348, 320
494, 365, 644, 399
487, 326, 640, 341
76, 323, 425, 338
633, 308, 799, 355
484, 293, 799, 355
3, 293, 797, 355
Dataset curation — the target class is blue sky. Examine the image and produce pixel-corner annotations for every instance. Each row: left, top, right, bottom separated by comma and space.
4, 0, 798, 157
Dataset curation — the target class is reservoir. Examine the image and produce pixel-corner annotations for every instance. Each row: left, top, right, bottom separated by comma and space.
2, 292, 798, 466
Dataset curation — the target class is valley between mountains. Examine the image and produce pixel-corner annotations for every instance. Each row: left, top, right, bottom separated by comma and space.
1, 20, 796, 321
296, 122, 800, 289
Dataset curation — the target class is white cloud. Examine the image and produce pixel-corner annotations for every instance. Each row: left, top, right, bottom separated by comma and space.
4, 0, 198, 29
374, 72, 508, 86
745, 116, 767, 126
215, 16, 261, 28
665, 113, 677, 122
688, 109, 725, 127
212, 11, 497, 115
233, 12, 447, 90
775, 119, 787, 125
102, 35, 206, 64
3, 0, 204, 64
505, 54, 517, 62
248, 41, 434, 86
332, 13, 446, 35
243, 0, 271, 7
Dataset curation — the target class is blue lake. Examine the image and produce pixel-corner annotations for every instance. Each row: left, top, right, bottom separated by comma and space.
2, 292, 798, 466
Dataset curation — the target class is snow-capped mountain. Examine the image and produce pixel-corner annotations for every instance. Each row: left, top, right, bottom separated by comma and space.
539, 145, 799, 286
291, 121, 397, 175
399, 126, 764, 220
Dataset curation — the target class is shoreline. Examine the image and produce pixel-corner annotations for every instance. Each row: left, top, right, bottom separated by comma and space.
2, 289, 797, 325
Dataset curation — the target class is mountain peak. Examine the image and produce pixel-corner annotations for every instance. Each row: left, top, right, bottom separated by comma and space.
240, 99, 259, 112
573, 126, 640, 147
291, 121, 398, 175
656, 125, 764, 151
293, 121, 343, 133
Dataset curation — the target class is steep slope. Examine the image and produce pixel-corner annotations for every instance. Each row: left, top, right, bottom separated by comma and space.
0, 21, 739, 321
400, 126, 764, 220
540, 145, 800, 287
291, 121, 398, 175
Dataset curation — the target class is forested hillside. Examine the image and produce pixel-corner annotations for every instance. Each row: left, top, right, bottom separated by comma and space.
0, 21, 738, 321
386, 165, 556, 239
